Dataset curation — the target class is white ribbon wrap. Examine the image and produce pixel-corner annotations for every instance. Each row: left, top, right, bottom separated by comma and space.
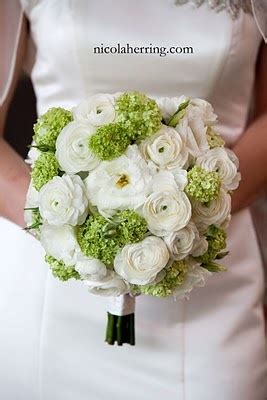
107, 294, 136, 317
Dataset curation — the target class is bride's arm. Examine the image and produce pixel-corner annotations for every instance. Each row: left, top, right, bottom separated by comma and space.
0, 16, 30, 227
231, 43, 267, 213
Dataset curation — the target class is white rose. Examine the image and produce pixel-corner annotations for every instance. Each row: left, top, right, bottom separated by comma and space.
114, 236, 169, 285
85, 145, 153, 212
173, 258, 212, 300
39, 174, 88, 226
176, 117, 209, 159
192, 189, 231, 232
40, 224, 79, 265
188, 98, 217, 126
155, 95, 189, 120
196, 147, 241, 190
142, 190, 192, 236
55, 121, 99, 174
164, 222, 201, 260
140, 125, 188, 170
84, 271, 130, 296
73, 94, 116, 127
75, 252, 107, 280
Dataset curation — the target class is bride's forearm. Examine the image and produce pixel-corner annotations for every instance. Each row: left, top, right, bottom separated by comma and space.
0, 137, 30, 227
231, 113, 267, 213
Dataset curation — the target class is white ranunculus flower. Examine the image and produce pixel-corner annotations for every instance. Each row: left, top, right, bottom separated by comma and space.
140, 125, 188, 170
196, 147, 240, 191
72, 94, 116, 127
142, 190, 192, 236
155, 95, 189, 120
151, 169, 188, 193
85, 145, 153, 212
191, 235, 209, 257
114, 236, 169, 285
84, 271, 130, 296
173, 260, 212, 300
55, 121, 99, 174
40, 224, 79, 265
75, 252, 107, 280
164, 222, 201, 260
192, 189, 231, 232
176, 117, 209, 159
188, 98, 218, 126
39, 174, 88, 226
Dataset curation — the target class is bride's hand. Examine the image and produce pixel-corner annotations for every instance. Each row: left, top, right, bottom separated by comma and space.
231, 43, 267, 213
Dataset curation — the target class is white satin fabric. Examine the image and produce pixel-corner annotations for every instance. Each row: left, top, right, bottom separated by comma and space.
0, 1, 266, 399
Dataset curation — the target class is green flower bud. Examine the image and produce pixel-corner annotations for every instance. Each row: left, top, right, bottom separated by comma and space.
185, 166, 221, 203
206, 127, 225, 149
31, 152, 60, 191
45, 255, 80, 281
89, 123, 130, 161
115, 92, 162, 140
34, 107, 73, 150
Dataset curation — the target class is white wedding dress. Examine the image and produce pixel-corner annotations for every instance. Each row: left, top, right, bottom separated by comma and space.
0, 1, 266, 399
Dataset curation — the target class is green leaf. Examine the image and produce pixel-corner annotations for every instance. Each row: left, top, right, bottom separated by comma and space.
216, 251, 229, 260
201, 261, 227, 273
167, 99, 190, 127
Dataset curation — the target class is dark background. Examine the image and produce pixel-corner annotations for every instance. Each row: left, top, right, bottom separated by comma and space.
4, 74, 36, 159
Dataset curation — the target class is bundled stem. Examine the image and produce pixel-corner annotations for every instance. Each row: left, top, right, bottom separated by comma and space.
105, 313, 135, 346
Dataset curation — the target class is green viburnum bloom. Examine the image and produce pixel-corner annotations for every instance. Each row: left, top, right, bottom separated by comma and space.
116, 210, 148, 244
77, 211, 148, 265
33, 107, 73, 150
31, 152, 60, 191
77, 215, 121, 265
45, 255, 80, 282
185, 165, 221, 203
196, 225, 227, 264
206, 127, 225, 149
115, 92, 162, 140
167, 99, 190, 127
131, 260, 188, 297
89, 123, 130, 160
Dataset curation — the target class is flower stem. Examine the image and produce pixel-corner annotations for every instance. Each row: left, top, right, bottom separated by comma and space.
105, 312, 135, 346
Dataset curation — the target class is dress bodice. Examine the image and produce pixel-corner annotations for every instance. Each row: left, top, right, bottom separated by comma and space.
21, 0, 262, 147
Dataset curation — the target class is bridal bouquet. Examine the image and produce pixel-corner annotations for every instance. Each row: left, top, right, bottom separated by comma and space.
24, 92, 240, 346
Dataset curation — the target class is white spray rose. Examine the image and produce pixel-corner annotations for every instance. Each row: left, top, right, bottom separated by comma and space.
140, 125, 188, 170
164, 222, 203, 260
173, 259, 212, 300
25, 143, 40, 167
55, 121, 99, 174
142, 188, 192, 237
75, 252, 107, 280
39, 174, 88, 226
85, 145, 153, 213
176, 117, 209, 159
84, 271, 130, 296
40, 224, 79, 266
114, 236, 169, 285
192, 189, 231, 232
191, 235, 209, 257
188, 98, 217, 126
73, 94, 116, 127
196, 147, 241, 190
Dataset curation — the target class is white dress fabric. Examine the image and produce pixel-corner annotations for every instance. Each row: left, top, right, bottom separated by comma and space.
0, 1, 266, 399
